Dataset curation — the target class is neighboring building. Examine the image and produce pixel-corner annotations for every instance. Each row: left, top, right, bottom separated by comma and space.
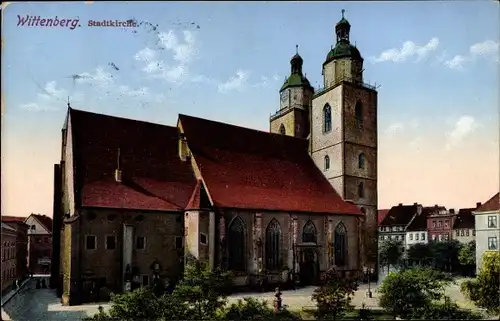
25, 213, 53, 274
53, 11, 375, 306
405, 206, 432, 249
1, 216, 29, 280
473, 193, 500, 273
379, 203, 422, 252
426, 205, 453, 242
378, 209, 390, 225
453, 203, 481, 244
270, 10, 378, 267
1, 222, 18, 294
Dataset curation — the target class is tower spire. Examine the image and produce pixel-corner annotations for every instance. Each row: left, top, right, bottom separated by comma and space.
296, 44, 298, 54
67, 96, 71, 108
341, 9, 345, 18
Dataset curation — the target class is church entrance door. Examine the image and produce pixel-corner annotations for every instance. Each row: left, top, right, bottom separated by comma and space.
300, 248, 318, 285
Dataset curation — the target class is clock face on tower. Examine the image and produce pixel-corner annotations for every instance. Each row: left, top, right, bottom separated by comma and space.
280, 90, 289, 104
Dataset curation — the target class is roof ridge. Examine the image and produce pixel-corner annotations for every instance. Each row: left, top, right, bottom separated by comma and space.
70, 108, 176, 130
179, 113, 308, 142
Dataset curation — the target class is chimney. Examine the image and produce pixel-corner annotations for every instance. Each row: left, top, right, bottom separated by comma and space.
115, 148, 122, 183
434, 204, 438, 208
398, 203, 403, 206
414, 202, 418, 206
476, 202, 482, 209
449, 209, 455, 214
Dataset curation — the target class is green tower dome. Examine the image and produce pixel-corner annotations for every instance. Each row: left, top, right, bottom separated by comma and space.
324, 9, 363, 65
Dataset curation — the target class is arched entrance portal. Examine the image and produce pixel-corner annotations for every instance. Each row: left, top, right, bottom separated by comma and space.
299, 248, 319, 285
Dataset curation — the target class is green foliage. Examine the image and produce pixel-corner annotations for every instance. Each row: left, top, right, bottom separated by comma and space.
461, 251, 500, 315
410, 297, 482, 320
357, 303, 374, 320
171, 259, 233, 320
379, 239, 403, 272
377, 268, 452, 319
429, 240, 461, 272
81, 287, 184, 321
407, 243, 433, 267
458, 241, 476, 267
219, 297, 301, 321
311, 267, 358, 320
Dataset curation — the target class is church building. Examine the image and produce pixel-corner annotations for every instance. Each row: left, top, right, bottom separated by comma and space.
52, 11, 377, 306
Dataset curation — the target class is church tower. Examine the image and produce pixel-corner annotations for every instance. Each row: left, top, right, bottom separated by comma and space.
270, 46, 314, 138
310, 10, 378, 266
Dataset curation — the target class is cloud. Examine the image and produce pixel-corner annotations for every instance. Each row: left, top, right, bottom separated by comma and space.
20, 81, 82, 111
444, 40, 499, 70
218, 70, 250, 93
445, 115, 478, 149
371, 38, 439, 63
75, 67, 114, 88
134, 30, 200, 84
384, 122, 405, 136
444, 55, 467, 70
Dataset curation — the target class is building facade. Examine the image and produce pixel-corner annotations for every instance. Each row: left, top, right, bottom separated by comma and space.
473, 193, 500, 273
453, 204, 480, 244
1, 216, 29, 282
270, 11, 378, 268
25, 214, 53, 274
378, 203, 422, 252
1, 223, 18, 294
426, 206, 453, 242
405, 206, 430, 249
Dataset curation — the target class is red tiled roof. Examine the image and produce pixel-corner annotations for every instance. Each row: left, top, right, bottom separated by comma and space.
477, 192, 500, 212
179, 114, 362, 215
185, 180, 212, 211
378, 209, 390, 224
69, 108, 197, 212
2, 216, 27, 223
31, 214, 53, 233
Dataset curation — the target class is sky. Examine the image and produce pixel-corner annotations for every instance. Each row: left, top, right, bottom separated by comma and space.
1, 1, 499, 217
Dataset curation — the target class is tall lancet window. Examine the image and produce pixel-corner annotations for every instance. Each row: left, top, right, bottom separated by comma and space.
323, 104, 332, 133
228, 216, 245, 271
334, 222, 348, 267
265, 219, 281, 270
302, 220, 317, 243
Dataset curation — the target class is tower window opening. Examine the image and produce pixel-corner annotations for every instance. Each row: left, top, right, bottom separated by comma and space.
279, 124, 286, 135
323, 104, 332, 133
358, 153, 366, 169
324, 155, 330, 171
358, 182, 364, 198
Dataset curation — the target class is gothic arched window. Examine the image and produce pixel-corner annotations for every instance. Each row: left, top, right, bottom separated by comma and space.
279, 124, 286, 135
323, 104, 332, 133
228, 216, 246, 271
265, 219, 281, 270
355, 101, 363, 128
334, 222, 347, 267
358, 153, 366, 169
358, 182, 365, 198
324, 155, 330, 171
302, 220, 317, 243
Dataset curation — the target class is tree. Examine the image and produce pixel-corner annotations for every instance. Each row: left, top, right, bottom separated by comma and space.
82, 286, 185, 321
412, 297, 482, 320
379, 239, 403, 273
378, 268, 453, 319
461, 251, 500, 315
311, 267, 358, 320
407, 243, 433, 267
171, 259, 233, 320
429, 240, 461, 272
458, 240, 476, 276
219, 297, 301, 321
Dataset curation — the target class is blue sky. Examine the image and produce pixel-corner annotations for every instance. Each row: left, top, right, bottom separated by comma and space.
2, 1, 499, 217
